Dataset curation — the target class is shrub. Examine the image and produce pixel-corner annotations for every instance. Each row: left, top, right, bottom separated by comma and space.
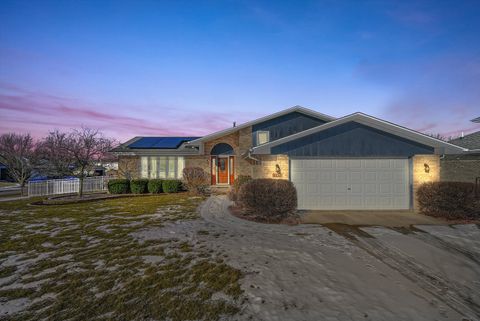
148, 179, 163, 194
183, 167, 209, 195
162, 179, 182, 193
237, 178, 297, 222
107, 179, 130, 194
417, 181, 479, 220
228, 175, 252, 201
130, 179, 148, 194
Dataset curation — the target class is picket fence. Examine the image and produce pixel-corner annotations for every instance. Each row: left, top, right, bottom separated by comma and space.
28, 176, 107, 197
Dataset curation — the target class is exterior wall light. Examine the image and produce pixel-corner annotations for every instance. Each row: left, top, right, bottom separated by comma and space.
424, 163, 430, 173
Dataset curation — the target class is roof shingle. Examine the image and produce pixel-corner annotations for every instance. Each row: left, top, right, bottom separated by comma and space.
449, 131, 480, 149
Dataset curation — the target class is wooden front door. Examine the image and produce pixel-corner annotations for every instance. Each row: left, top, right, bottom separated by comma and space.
217, 157, 229, 184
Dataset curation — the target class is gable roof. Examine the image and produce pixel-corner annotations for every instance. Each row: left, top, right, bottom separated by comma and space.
252, 112, 467, 155
187, 106, 335, 144
111, 136, 200, 153
449, 131, 480, 150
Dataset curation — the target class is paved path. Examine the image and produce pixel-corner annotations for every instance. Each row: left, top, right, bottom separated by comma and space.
138, 196, 480, 321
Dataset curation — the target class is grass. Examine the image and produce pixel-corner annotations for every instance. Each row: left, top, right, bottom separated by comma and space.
0, 182, 17, 188
0, 194, 243, 321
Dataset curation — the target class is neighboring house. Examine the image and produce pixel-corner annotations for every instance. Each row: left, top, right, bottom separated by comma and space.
443, 130, 480, 184
112, 106, 468, 211
0, 162, 8, 181
449, 131, 480, 150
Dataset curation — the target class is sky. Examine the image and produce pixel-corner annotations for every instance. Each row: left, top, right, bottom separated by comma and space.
1, 0, 479, 142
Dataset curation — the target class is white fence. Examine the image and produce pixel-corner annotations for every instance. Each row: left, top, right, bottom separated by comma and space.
28, 177, 107, 197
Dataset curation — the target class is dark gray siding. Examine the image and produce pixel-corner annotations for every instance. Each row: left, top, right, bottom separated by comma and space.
271, 122, 434, 157
252, 112, 327, 146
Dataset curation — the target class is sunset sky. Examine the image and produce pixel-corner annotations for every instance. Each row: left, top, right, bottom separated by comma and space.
1, 0, 479, 142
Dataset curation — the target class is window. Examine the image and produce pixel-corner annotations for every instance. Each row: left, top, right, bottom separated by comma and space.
140, 156, 184, 179
256, 131, 270, 145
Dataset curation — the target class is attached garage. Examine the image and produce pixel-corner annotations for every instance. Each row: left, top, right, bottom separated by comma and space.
252, 113, 465, 211
290, 158, 409, 210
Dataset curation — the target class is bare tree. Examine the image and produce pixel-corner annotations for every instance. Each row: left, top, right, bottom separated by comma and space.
37, 130, 74, 178
426, 133, 457, 142
65, 127, 114, 196
117, 156, 138, 180
41, 127, 114, 197
0, 133, 39, 195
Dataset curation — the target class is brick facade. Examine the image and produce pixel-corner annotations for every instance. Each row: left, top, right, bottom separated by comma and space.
117, 156, 140, 179
440, 155, 480, 183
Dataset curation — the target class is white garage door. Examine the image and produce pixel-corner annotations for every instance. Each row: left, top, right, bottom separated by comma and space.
291, 159, 410, 210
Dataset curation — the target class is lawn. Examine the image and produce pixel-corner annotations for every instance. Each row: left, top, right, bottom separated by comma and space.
0, 194, 243, 321
0, 182, 18, 188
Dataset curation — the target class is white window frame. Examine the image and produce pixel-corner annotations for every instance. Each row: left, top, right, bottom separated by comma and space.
256, 131, 270, 145
140, 156, 184, 179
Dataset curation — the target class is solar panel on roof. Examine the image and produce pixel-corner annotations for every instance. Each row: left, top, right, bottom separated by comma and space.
127, 137, 200, 149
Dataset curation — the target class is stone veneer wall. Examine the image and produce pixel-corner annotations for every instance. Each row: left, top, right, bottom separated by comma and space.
117, 156, 140, 179
184, 126, 290, 182
412, 154, 440, 211
251, 155, 289, 180
440, 156, 480, 183
184, 156, 210, 174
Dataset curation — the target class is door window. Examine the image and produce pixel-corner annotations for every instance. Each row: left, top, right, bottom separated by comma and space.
219, 158, 226, 171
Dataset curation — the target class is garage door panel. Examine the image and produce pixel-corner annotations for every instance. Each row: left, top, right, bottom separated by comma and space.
349, 183, 362, 193
291, 158, 409, 210
364, 183, 377, 194
335, 172, 348, 182
350, 172, 362, 181
320, 184, 334, 193
320, 159, 334, 168
319, 172, 334, 181
364, 172, 377, 181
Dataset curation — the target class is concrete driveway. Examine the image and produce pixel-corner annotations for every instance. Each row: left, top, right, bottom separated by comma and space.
134, 196, 480, 321
301, 209, 447, 227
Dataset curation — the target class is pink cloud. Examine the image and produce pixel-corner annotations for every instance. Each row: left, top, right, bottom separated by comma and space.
0, 83, 250, 142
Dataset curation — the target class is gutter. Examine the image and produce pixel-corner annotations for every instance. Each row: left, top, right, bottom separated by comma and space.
244, 148, 261, 162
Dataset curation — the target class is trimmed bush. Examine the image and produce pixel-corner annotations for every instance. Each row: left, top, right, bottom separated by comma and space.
237, 178, 297, 221
130, 179, 148, 194
183, 167, 209, 195
107, 179, 130, 194
417, 181, 479, 220
148, 179, 163, 194
162, 179, 182, 193
228, 175, 252, 201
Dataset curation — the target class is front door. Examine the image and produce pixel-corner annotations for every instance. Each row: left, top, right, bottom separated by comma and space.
217, 157, 229, 184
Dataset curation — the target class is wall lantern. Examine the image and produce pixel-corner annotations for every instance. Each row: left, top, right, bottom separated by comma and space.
424, 163, 430, 173
272, 164, 282, 177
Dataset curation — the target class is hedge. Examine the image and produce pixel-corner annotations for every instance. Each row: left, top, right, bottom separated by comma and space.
108, 179, 130, 194
162, 179, 182, 193
183, 167, 209, 195
417, 181, 479, 220
130, 179, 149, 194
238, 178, 297, 221
148, 179, 163, 194
228, 175, 252, 202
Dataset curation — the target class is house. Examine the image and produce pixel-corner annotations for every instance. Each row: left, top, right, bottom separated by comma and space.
112, 106, 469, 211
449, 131, 480, 150
0, 162, 11, 181
442, 128, 480, 184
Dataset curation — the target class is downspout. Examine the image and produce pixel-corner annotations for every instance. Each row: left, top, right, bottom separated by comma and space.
244, 148, 261, 162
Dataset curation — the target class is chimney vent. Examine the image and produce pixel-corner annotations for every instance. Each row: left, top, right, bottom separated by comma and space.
233, 121, 236, 128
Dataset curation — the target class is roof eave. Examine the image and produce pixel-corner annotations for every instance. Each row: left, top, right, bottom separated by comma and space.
187, 105, 335, 145
252, 112, 467, 155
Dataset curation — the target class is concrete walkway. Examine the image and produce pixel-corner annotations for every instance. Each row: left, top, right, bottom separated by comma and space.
301, 210, 447, 227
134, 196, 480, 321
